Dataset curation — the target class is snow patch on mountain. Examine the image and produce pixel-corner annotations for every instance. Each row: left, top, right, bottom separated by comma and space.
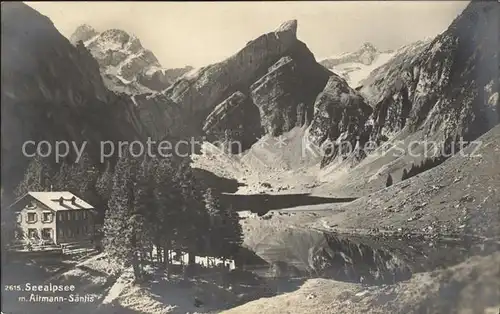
330, 52, 396, 89
358, 39, 433, 105
319, 43, 395, 89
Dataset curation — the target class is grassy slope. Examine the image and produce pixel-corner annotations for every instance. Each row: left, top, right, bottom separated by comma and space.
309, 125, 500, 238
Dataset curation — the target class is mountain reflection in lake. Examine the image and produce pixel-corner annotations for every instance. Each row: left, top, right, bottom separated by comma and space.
245, 227, 499, 285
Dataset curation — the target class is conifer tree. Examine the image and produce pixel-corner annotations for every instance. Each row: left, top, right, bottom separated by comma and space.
386, 174, 393, 187
15, 156, 52, 197
204, 187, 243, 262
95, 160, 113, 201
175, 157, 208, 267
204, 187, 224, 262
408, 163, 415, 178
52, 152, 106, 225
220, 203, 243, 261
401, 168, 408, 181
150, 155, 183, 273
132, 158, 156, 273
102, 151, 144, 280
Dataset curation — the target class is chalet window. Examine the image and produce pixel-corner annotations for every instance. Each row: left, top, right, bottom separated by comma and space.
41, 228, 52, 240
16, 213, 22, 223
58, 213, 63, 221
58, 228, 63, 237
27, 213, 37, 223
27, 201, 37, 210
27, 228, 38, 239
42, 212, 53, 223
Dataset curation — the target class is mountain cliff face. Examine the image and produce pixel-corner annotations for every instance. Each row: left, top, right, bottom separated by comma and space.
1, 3, 146, 195
70, 25, 193, 94
136, 20, 332, 145
306, 75, 373, 166
362, 2, 499, 145
202, 92, 263, 152
358, 40, 432, 105
314, 1, 499, 170
194, 1, 499, 177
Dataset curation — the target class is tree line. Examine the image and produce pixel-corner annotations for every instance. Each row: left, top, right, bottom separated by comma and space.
401, 155, 448, 181
103, 149, 242, 280
386, 135, 461, 187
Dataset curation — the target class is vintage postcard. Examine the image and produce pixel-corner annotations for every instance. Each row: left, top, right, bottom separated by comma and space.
1, 1, 499, 313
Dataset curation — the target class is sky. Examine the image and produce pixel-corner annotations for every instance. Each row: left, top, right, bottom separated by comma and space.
25, 1, 469, 68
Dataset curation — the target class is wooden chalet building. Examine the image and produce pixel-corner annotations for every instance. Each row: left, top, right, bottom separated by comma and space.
8, 191, 97, 246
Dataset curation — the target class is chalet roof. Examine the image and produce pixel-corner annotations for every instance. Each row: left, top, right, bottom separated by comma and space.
12, 191, 94, 211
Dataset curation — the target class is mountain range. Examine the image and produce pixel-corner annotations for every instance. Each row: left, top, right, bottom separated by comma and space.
2, 1, 499, 205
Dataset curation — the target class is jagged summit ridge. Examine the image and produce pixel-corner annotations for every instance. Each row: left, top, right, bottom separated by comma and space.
275, 19, 298, 36
134, 18, 331, 145
321, 42, 381, 66
97, 28, 141, 48
69, 23, 99, 44
360, 42, 377, 52
69, 24, 192, 94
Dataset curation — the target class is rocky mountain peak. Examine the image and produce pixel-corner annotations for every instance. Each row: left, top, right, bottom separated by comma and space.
320, 42, 383, 76
70, 25, 192, 94
355, 42, 379, 65
69, 23, 99, 44
99, 29, 133, 45
135, 18, 331, 144
360, 42, 377, 52
275, 19, 298, 36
